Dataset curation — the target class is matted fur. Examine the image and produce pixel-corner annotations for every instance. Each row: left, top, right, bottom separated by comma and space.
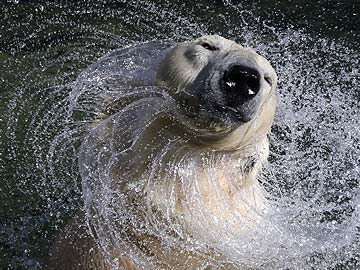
47, 35, 277, 270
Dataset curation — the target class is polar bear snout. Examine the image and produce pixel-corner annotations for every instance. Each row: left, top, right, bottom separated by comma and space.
222, 65, 261, 101
214, 62, 263, 123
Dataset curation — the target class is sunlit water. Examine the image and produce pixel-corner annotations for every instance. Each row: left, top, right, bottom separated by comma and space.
1, 1, 359, 269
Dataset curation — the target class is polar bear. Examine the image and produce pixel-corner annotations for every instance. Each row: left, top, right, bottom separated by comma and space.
47, 35, 277, 270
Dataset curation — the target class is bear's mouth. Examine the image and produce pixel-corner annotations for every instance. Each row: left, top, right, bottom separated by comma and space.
214, 104, 251, 123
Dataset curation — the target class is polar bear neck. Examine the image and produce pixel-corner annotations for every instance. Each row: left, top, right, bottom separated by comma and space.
144, 135, 269, 236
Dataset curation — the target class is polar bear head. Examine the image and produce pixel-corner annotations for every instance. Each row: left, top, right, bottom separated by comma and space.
156, 35, 277, 146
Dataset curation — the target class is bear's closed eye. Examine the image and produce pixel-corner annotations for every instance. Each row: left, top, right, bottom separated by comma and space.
264, 76, 273, 86
201, 43, 219, 51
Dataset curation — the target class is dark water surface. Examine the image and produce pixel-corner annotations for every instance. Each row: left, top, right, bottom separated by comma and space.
0, 1, 359, 269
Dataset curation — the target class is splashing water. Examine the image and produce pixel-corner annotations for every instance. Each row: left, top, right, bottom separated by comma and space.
1, 1, 359, 269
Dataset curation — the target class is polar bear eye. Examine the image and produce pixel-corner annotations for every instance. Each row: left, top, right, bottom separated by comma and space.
264, 76, 273, 86
201, 43, 218, 51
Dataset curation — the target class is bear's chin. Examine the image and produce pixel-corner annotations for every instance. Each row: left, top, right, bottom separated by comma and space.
183, 100, 253, 130
180, 110, 245, 140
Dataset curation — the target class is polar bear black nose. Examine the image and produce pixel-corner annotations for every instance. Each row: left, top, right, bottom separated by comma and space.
222, 65, 261, 101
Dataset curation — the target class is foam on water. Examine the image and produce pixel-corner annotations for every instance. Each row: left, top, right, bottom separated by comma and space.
1, 1, 359, 269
